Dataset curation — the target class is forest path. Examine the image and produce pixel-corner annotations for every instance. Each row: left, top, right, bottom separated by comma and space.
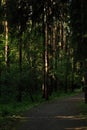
14, 93, 87, 130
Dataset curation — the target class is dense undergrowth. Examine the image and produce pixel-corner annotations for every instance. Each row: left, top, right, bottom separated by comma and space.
0, 90, 85, 116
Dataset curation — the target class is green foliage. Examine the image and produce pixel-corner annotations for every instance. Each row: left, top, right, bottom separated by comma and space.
0, 1, 87, 129
0, 68, 42, 102
0, 0, 86, 105
0, 34, 5, 67
79, 103, 87, 116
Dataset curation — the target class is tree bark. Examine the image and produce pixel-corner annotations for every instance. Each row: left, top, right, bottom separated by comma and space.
42, 2, 49, 100
84, 71, 87, 104
4, 20, 10, 70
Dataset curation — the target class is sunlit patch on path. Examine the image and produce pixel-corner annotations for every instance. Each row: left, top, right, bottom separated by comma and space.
54, 115, 87, 120
65, 127, 87, 130
10, 114, 87, 120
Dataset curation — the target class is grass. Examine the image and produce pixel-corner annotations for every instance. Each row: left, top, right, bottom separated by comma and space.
0, 89, 82, 116
0, 99, 43, 117
0, 95, 44, 130
79, 102, 87, 116
50, 88, 82, 100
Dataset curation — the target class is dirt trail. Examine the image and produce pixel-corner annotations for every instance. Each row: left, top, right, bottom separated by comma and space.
14, 93, 87, 130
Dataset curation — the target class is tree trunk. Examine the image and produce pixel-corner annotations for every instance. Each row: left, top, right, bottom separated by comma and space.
84, 87, 87, 104
17, 27, 23, 102
4, 20, 10, 70
19, 36, 22, 72
81, 0, 87, 103
71, 62, 74, 92
42, 2, 49, 100
44, 22, 49, 100
60, 21, 64, 50
84, 70, 87, 104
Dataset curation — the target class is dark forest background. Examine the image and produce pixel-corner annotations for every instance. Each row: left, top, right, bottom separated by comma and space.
0, 0, 87, 109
